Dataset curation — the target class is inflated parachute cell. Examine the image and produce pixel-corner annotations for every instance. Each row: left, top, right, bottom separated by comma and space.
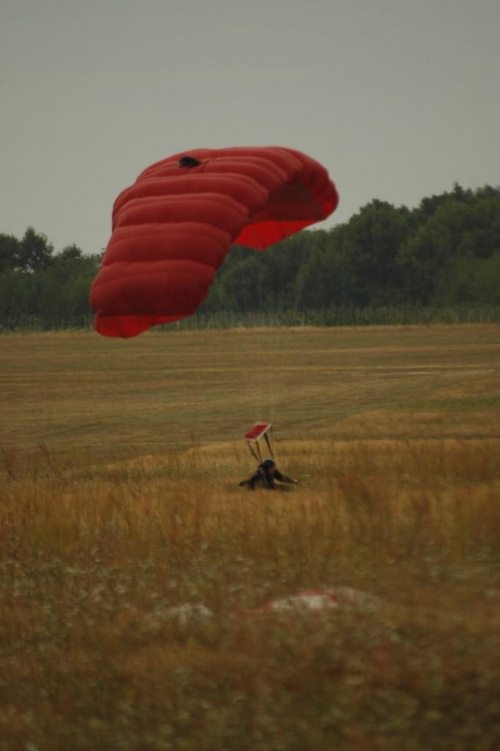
90, 146, 339, 337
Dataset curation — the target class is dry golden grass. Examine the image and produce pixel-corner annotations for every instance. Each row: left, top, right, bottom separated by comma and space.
1, 325, 500, 750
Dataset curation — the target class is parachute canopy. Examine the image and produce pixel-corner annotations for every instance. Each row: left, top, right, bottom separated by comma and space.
90, 146, 339, 338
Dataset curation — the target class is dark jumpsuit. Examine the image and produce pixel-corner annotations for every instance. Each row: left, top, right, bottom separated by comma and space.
239, 464, 297, 490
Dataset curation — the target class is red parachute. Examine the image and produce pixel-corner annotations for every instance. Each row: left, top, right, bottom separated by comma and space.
90, 146, 339, 338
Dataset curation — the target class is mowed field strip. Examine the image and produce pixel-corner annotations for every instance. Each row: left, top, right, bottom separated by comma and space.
1, 324, 499, 464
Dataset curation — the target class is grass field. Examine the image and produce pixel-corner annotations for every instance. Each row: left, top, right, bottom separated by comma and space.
1, 325, 500, 750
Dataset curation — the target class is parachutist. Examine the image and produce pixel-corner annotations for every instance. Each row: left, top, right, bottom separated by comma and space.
239, 458, 298, 491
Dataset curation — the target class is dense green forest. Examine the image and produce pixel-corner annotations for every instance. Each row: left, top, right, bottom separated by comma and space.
1, 184, 499, 330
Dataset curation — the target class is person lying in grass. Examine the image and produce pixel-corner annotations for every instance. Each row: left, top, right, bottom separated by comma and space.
239, 458, 298, 491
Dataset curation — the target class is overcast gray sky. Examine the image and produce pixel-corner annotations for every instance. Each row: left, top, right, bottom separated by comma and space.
2, 0, 499, 255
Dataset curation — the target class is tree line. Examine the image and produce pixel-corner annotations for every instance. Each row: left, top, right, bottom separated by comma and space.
1, 183, 499, 330
0, 230, 101, 326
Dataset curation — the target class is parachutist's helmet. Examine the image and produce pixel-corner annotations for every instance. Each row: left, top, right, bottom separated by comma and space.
261, 459, 276, 470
